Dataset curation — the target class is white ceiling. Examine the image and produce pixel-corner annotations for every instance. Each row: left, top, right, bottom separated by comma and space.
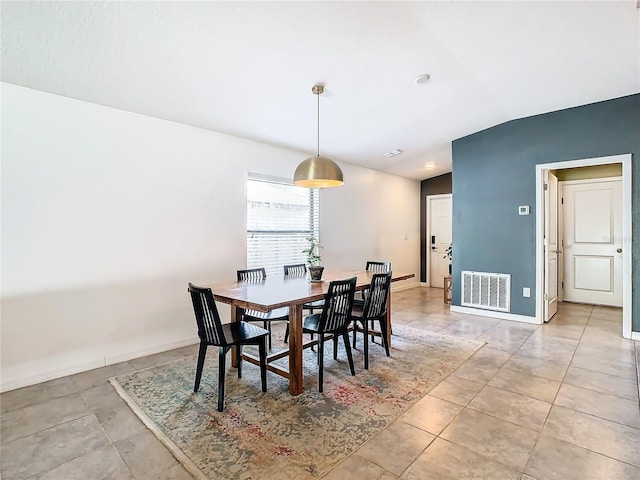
2, 1, 639, 180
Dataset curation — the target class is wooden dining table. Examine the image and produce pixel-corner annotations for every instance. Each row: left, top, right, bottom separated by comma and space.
205, 270, 415, 395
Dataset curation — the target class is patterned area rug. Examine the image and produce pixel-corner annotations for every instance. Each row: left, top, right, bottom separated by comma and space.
111, 325, 484, 480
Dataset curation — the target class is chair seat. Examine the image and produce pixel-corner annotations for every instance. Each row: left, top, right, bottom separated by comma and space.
243, 307, 289, 321
303, 300, 324, 309
353, 291, 366, 308
303, 313, 349, 334
222, 321, 269, 346
302, 313, 321, 333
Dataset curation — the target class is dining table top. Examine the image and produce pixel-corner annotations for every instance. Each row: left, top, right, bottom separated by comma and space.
205, 269, 415, 312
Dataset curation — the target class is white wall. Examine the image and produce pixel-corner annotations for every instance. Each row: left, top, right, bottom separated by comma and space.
0, 83, 420, 392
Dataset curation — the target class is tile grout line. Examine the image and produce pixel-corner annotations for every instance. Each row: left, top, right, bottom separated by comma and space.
87, 403, 138, 480
520, 306, 591, 477
396, 327, 536, 479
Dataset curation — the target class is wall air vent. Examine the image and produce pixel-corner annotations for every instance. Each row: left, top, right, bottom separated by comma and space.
461, 271, 511, 312
383, 149, 403, 158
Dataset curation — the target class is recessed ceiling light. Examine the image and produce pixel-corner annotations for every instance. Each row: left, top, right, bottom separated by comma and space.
415, 73, 431, 84
424, 161, 436, 169
384, 149, 403, 158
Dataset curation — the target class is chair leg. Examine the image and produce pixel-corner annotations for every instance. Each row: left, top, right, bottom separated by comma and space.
352, 321, 358, 348
316, 334, 321, 365
217, 347, 227, 412
379, 319, 390, 357
236, 344, 242, 379
194, 342, 207, 393
371, 319, 379, 344
332, 335, 338, 360
363, 319, 369, 370
342, 332, 356, 376
258, 337, 267, 392
265, 321, 272, 350
318, 336, 325, 392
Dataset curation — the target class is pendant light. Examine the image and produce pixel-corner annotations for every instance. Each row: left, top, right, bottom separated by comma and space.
293, 84, 344, 188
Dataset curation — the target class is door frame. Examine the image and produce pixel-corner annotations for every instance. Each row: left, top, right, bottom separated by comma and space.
425, 193, 452, 287
535, 154, 632, 339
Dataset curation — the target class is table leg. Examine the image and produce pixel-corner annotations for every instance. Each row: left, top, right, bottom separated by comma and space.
288, 303, 304, 395
231, 305, 241, 368
385, 290, 392, 347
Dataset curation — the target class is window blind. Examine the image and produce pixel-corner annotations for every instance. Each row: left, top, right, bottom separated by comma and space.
247, 174, 319, 276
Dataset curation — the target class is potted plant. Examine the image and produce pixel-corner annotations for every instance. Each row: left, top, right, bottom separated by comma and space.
303, 237, 324, 282
444, 243, 452, 275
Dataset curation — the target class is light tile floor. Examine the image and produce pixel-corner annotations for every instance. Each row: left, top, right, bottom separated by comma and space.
1, 287, 638, 479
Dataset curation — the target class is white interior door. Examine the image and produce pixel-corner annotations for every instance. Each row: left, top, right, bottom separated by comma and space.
428, 195, 452, 288
563, 179, 622, 307
544, 171, 559, 321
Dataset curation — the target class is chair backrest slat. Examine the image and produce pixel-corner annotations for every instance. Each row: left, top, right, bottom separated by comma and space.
320, 277, 357, 332
237, 268, 266, 282
284, 264, 307, 276
366, 261, 391, 273
188, 283, 226, 345
363, 272, 392, 319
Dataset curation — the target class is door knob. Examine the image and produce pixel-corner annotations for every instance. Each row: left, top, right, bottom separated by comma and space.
617, 248, 622, 253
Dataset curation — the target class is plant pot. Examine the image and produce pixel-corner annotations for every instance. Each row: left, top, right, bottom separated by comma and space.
309, 266, 324, 282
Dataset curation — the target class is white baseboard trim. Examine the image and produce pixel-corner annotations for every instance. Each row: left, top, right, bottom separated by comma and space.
631, 331, 640, 341
392, 280, 421, 293
105, 337, 198, 366
450, 305, 541, 325
1, 359, 107, 394
1, 336, 199, 393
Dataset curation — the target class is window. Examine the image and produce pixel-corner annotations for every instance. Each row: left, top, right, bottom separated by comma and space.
247, 174, 319, 276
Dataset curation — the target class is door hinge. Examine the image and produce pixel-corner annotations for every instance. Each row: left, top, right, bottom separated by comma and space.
544, 183, 548, 191
562, 281, 564, 290
544, 293, 548, 301
561, 197, 564, 204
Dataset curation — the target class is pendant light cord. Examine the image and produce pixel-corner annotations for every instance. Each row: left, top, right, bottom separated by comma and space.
316, 91, 320, 156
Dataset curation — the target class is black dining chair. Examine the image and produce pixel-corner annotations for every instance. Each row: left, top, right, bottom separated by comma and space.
302, 277, 357, 392
354, 261, 392, 306
188, 283, 268, 412
283, 264, 325, 345
237, 268, 290, 349
351, 272, 392, 369
354, 261, 392, 342
284, 265, 324, 310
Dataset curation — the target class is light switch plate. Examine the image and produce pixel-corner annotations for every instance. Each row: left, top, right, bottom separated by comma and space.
518, 205, 530, 215
523, 287, 531, 297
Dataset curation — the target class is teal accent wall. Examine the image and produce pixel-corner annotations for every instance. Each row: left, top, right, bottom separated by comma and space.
451, 93, 640, 331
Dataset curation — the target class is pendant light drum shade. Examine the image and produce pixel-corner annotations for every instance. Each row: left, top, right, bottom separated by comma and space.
293, 155, 344, 188
293, 84, 344, 188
